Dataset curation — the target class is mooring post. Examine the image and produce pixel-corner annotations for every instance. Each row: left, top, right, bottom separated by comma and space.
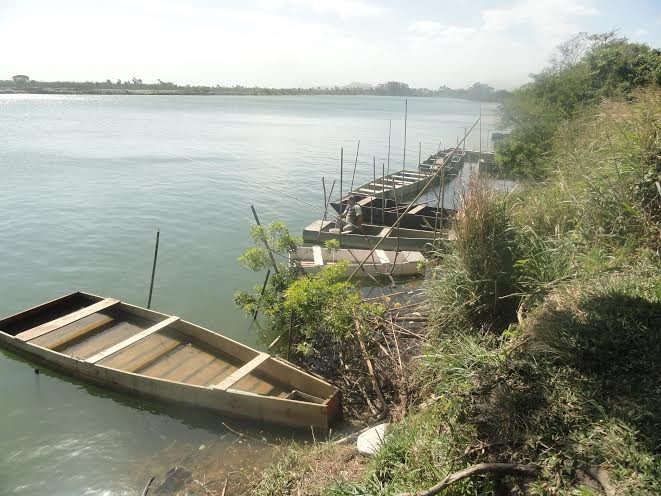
250, 205, 279, 274
147, 229, 160, 309
403, 98, 408, 170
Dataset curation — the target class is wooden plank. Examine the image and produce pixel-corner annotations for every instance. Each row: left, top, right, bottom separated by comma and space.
213, 353, 269, 391
312, 245, 324, 266
86, 316, 179, 364
30, 313, 115, 350
16, 298, 120, 342
375, 249, 390, 264
409, 204, 426, 214
357, 196, 376, 206
378, 227, 391, 237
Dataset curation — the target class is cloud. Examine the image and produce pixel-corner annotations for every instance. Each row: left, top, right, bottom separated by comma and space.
259, 0, 387, 19
482, 0, 598, 45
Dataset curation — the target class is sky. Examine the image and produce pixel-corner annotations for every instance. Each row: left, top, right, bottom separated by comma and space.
1, 0, 659, 89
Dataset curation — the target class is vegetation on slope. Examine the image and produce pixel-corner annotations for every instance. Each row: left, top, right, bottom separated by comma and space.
249, 33, 660, 496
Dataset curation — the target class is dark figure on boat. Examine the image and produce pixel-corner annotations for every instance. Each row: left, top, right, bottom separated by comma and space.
340, 196, 363, 233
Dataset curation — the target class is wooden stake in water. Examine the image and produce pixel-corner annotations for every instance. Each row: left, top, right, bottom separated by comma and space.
349, 139, 360, 192
339, 147, 344, 238
251, 205, 279, 274
387, 120, 392, 175
402, 99, 408, 170
147, 229, 160, 309
372, 156, 376, 224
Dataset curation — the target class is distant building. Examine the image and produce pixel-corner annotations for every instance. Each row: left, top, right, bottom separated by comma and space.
12, 75, 30, 83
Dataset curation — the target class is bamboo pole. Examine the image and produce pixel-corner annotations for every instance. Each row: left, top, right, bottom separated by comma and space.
147, 229, 159, 309
349, 139, 360, 192
372, 156, 376, 224
316, 176, 328, 244
403, 99, 408, 170
348, 117, 480, 281
250, 205, 279, 274
387, 120, 392, 175
339, 147, 343, 239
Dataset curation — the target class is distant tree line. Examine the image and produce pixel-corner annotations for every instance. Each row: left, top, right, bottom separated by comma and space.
0, 77, 507, 101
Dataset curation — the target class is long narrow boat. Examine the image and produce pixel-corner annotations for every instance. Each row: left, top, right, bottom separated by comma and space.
351, 169, 431, 200
290, 246, 425, 277
331, 195, 455, 231
0, 292, 341, 429
303, 220, 438, 251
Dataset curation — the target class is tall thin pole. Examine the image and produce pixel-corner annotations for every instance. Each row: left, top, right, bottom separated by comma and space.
418, 141, 421, 167
387, 120, 392, 175
349, 139, 360, 192
251, 205, 279, 274
147, 229, 160, 309
372, 156, 376, 224
402, 99, 408, 170
339, 147, 343, 237
382, 162, 386, 224
479, 105, 482, 172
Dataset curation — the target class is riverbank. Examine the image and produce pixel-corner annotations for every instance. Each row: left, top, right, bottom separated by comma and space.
246, 36, 660, 495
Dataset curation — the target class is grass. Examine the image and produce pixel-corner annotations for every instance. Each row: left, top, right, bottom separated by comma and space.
251, 88, 660, 495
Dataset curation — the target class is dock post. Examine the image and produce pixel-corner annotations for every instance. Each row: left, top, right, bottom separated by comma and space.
147, 229, 160, 309
251, 205, 279, 274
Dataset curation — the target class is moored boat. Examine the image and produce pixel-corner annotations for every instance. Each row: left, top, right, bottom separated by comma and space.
303, 220, 438, 251
331, 195, 455, 230
290, 246, 425, 277
351, 169, 429, 200
0, 292, 341, 429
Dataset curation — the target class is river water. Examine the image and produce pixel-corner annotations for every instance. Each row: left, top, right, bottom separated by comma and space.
0, 94, 498, 495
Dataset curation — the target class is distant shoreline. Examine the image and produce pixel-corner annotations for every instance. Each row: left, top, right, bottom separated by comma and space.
0, 80, 507, 102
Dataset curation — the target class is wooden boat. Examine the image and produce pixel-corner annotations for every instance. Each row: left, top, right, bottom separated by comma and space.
290, 246, 425, 277
0, 292, 341, 429
331, 195, 455, 231
303, 220, 438, 251
351, 169, 430, 201
419, 148, 466, 175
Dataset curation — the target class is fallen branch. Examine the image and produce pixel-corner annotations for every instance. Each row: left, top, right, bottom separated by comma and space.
354, 318, 387, 411
396, 463, 539, 496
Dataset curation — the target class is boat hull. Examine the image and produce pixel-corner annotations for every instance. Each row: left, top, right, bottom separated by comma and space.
303, 221, 437, 251
0, 293, 341, 430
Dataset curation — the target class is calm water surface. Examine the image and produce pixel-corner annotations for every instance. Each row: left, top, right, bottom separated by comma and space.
0, 94, 498, 495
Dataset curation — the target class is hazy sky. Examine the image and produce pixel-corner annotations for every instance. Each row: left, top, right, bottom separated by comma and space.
1, 0, 659, 89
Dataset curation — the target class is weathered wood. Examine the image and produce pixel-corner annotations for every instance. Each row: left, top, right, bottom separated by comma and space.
16, 298, 120, 342
213, 353, 269, 390
86, 315, 179, 364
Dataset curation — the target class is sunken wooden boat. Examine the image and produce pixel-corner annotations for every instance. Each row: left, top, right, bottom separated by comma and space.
303, 220, 438, 251
290, 246, 425, 277
331, 195, 455, 231
0, 292, 341, 430
351, 169, 431, 201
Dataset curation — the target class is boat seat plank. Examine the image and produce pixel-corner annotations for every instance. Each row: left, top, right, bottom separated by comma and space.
409, 204, 426, 214
312, 245, 324, 266
375, 249, 390, 264
86, 316, 179, 364
29, 313, 115, 351
357, 196, 376, 206
16, 298, 120, 342
378, 227, 392, 237
213, 353, 269, 391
